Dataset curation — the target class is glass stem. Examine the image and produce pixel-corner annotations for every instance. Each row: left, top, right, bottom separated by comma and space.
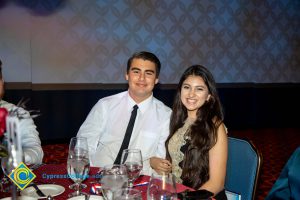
112, 192, 115, 200
73, 183, 81, 195
128, 180, 134, 188
77, 183, 81, 193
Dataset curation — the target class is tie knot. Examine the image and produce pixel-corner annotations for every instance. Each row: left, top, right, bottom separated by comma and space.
133, 105, 138, 111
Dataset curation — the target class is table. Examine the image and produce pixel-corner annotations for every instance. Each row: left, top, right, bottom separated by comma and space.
0, 164, 191, 199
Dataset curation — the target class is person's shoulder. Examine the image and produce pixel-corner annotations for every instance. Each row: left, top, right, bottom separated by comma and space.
152, 97, 172, 113
97, 91, 127, 105
217, 120, 227, 129
220, 122, 228, 134
0, 100, 30, 117
293, 147, 300, 156
0, 100, 17, 110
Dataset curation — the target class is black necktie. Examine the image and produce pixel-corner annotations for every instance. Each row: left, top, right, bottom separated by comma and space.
114, 105, 138, 164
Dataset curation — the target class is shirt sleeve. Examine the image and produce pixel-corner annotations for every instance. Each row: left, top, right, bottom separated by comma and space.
18, 108, 44, 165
76, 100, 106, 164
155, 118, 170, 158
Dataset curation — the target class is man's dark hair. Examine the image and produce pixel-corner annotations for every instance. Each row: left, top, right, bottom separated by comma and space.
126, 51, 161, 77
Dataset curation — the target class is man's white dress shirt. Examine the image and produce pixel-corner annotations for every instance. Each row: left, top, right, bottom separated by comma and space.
0, 100, 44, 164
77, 91, 172, 175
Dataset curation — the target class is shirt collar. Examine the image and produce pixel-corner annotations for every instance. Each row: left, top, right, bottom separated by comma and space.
126, 91, 153, 114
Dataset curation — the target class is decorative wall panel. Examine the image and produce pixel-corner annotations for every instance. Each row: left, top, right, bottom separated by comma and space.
0, 0, 299, 83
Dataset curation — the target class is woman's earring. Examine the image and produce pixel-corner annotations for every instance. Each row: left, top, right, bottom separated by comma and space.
206, 95, 211, 102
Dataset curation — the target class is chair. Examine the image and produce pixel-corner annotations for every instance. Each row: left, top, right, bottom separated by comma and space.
225, 137, 262, 200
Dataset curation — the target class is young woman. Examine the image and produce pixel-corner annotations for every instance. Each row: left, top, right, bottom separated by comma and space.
151, 65, 228, 199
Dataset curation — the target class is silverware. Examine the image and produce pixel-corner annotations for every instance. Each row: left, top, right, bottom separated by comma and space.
85, 194, 90, 200
47, 195, 54, 200
30, 163, 45, 171
31, 183, 46, 197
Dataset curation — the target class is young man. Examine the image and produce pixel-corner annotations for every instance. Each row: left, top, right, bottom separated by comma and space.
0, 59, 43, 164
77, 51, 171, 174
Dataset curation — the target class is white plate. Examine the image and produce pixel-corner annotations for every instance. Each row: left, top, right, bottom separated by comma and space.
68, 195, 103, 200
20, 184, 65, 199
0, 197, 37, 200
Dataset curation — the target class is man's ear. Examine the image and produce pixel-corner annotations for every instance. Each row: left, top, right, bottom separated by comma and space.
155, 78, 159, 84
125, 73, 129, 81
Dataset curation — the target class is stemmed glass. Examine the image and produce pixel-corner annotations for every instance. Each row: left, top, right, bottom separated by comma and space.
147, 173, 177, 200
121, 149, 143, 188
114, 188, 142, 200
67, 137, 90, 197
0, 156, 14, 192
100, 164, 128, 200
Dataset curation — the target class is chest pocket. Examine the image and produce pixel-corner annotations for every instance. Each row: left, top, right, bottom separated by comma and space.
132, 130, 159, 160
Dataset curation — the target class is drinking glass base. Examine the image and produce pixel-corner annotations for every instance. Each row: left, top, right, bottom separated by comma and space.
68, 191, 89, 198
69, 183, 87, 190
68, 183, 87, 197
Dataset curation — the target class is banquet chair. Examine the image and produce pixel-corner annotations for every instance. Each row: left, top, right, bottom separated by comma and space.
225, 136, 262, 200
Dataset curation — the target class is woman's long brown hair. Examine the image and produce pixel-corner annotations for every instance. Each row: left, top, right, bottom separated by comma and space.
165, 65, 224, 189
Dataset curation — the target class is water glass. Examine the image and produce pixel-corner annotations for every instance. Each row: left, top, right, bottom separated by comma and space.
114, 188, 142, 200
121, 149, 143, 188
147, 173, 177, 200
67, 137, 90, 197
1, 157, 14, 192
100, 164, 128, 200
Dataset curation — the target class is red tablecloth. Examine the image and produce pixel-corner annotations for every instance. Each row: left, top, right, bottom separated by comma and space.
1, 164, 191, 199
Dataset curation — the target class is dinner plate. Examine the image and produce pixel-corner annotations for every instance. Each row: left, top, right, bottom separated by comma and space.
0, 197, 37, 200
67, 195, 103, 200
20, 184, 65, 199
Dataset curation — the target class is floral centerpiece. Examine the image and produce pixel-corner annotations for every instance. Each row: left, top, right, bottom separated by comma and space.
0, 107, 8, 158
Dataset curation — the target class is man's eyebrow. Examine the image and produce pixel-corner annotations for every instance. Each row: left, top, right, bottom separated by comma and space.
130, 68, 155, 74
130, 67, 141, 71
145, 69, 155, 73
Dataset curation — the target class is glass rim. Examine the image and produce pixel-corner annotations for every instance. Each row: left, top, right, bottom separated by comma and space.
102, 163, 127, 168
150, 172, 176, 179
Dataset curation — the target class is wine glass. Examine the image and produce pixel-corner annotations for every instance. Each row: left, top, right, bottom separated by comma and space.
114, 188, 142, 200
1, 156, 14, 192
100, 164, 128, 200
67, 137, 90, 197
147, 173, 177, 200
121, 149, 143, 188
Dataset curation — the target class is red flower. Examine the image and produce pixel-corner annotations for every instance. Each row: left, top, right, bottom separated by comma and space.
0, 107, 8, 137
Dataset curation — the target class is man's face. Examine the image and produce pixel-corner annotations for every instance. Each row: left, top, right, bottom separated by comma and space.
125, 58, 159, 103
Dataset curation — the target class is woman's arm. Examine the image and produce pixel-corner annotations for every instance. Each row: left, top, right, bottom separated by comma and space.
199, 123, 228, 195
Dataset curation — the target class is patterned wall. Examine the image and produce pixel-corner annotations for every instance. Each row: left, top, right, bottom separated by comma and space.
0, 0, 299, 84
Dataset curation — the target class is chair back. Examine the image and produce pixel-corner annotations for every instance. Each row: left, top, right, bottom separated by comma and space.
225, 137, 262, 200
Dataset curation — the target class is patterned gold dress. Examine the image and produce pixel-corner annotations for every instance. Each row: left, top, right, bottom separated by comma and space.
167, 118, 194, 183
168, 119, 228, 199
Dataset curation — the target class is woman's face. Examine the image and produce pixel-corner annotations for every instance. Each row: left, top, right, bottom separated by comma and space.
180, 75, 211, 119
